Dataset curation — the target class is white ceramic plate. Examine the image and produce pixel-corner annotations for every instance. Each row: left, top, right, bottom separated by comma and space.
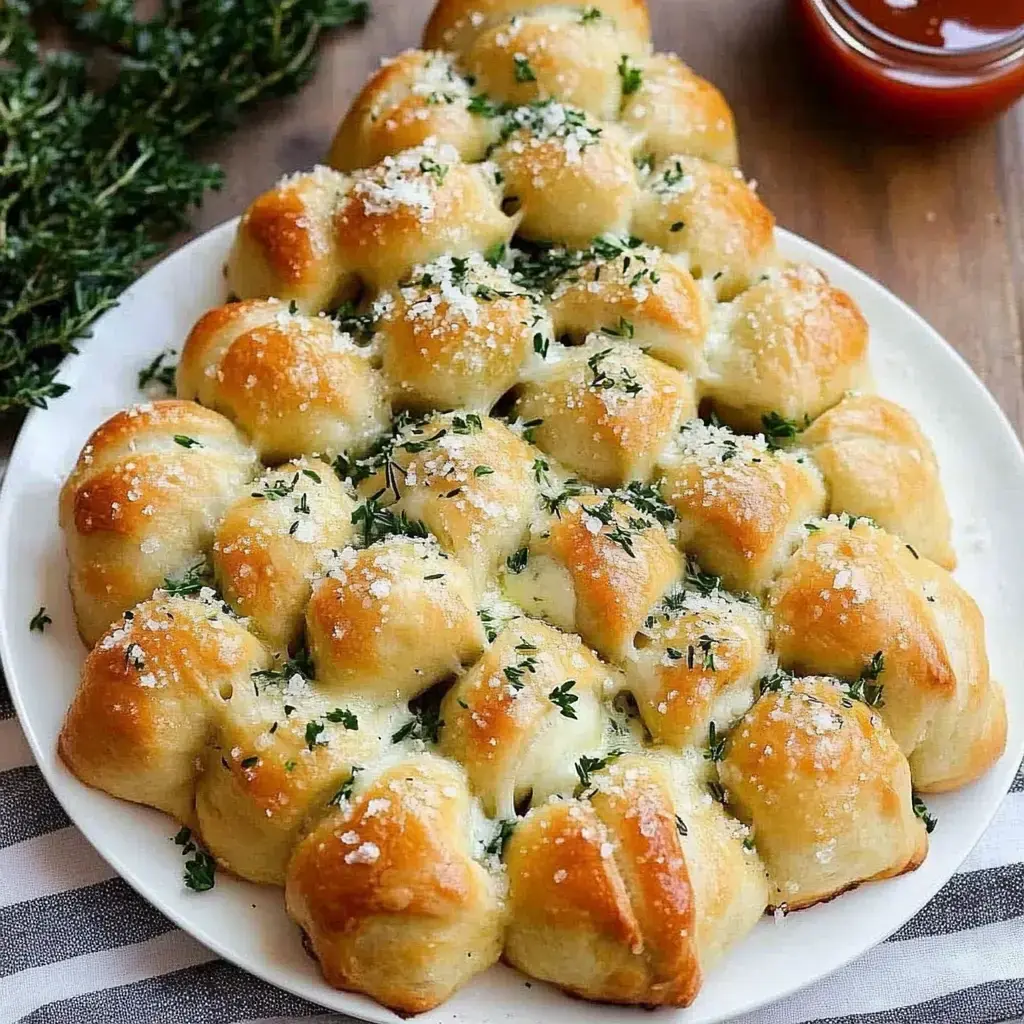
1, 220, 1022, 1024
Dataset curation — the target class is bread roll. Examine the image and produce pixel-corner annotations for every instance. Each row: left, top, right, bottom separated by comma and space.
632, 156, 776, 299
306, 536, 484, 702
622, 54, 738, 166
720, 675, 928, 909
802, 394, 955, 569
703, 265, 870, 431
514, 339, 697, 487
358, 411, 539, 592
493, 106, 637, 248
657, 420, 826, 594
178, 299, 390, 462
547, 242, 709, 375
768, 517, 1006, 792
60, 400, 259, 646
212, 459, 356, 651
439, 619, 612, 817
423, 0, 651, 56
627, 589, 770, 747
195, 681, 385, 886
463, 9, 640, 121
333, 142, 514, 288
58, 593, 271, 824
226, 166, 355, 313
504, 752, 766, 1006
503, 489, 682, 662
329, 50, 494, 171
285, 754, 504, 1014
377, 252, 549, 412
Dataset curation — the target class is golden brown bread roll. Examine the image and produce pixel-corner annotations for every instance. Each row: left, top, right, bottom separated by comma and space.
768, 517, 1006, 792
423, 0, 651, 56
801, 393, 955, 569
503, 487, 682, 662
703, 264, 871, 431
306, 536, 484, 702
492, 105, 637, 248
285, 754, 505, 1015
719, 675, 928, 910
504, 752, 767, 1006
212, 459, 356, 651
439, 619, 612, 816
333, 142, 515, 288
58, 594, 272, 824
59, 400, 259, 646
627, 588, 771, 747
377, 252, 550, 412
513, 338, 697, 487
177, 299, 390, 463
329, 50, 494, 171
463, 9, 641, 121
622, 53, 738, 166
657, 419, 826, 594
547, 242, 709, 375
195, 681, 385, 886
632, 156, 776, 299
357, 411, 539, 592
226, 166, 355, 313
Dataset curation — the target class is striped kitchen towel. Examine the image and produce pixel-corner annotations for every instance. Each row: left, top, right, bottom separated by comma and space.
1, 682, 1022, 1024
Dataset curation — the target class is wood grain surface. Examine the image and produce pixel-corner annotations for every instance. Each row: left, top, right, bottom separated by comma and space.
187, 0, 1024, 429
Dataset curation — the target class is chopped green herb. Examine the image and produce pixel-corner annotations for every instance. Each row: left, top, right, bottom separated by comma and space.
513, 55, 537, 83
548, 679, 579, 719
173, 434, 202, 449
326, 708, 359, 730
704, 721, 726, 762
912, 794, 937, 833
329, 765, 363, 805
617, 54, 643, 95
485, 818, 517, 857
29, 607, 51, 632
506, 547, 529, 574
138, 351, 177, 393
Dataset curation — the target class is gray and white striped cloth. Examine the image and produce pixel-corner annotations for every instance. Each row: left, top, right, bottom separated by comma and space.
1, 684, 1023, 1024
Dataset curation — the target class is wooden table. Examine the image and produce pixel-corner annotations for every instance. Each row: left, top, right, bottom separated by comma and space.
189, 0, 1024, 431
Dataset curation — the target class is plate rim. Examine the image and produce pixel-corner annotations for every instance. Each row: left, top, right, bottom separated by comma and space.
1, 218, 1021, 1024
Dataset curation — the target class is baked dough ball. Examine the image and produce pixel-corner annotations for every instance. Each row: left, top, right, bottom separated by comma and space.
212, 460, 355, 651
768, 517, 1006, 792
60, 400, 259, 646
178, 299, 390, 462
226, 166, 355, 314
377, 252, 550, 412
504, 752, 766, 1006
703, 265, 870, 431
802, 394, 954, 569
493, 106, 637, 248
58, 593, 271, 824
440, 619, 612, 817
195, 681, 384, 886
423, 0, 651, 55
632, 156, 776, 299
329, 50, 493, 171
627, 589, 770, 747
503, 489, 682, 662
463, 9, 640, 121
514, 339, 697, 487
547, 242, 709, 375
285, 754, 504, 1014
306, 536, 484, 702
657, 420, 826, 594
720, 676, 928, 910
622, 54, 738, 167
359, 412, 539, 591
333, 142, 514, 288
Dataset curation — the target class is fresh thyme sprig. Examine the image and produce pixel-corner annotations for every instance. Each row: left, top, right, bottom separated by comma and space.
0, 0, 369, 416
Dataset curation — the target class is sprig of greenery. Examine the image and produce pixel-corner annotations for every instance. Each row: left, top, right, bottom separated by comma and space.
0, 0, 369, 416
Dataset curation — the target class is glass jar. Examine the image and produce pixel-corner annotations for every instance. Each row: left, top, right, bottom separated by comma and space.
794, 0, 1024, 130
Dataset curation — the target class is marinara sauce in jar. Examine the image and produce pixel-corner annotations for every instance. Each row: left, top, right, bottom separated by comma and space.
794, 0, 1024, 130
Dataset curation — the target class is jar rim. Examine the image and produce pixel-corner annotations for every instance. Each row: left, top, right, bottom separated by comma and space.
827, 0, 1024, 62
